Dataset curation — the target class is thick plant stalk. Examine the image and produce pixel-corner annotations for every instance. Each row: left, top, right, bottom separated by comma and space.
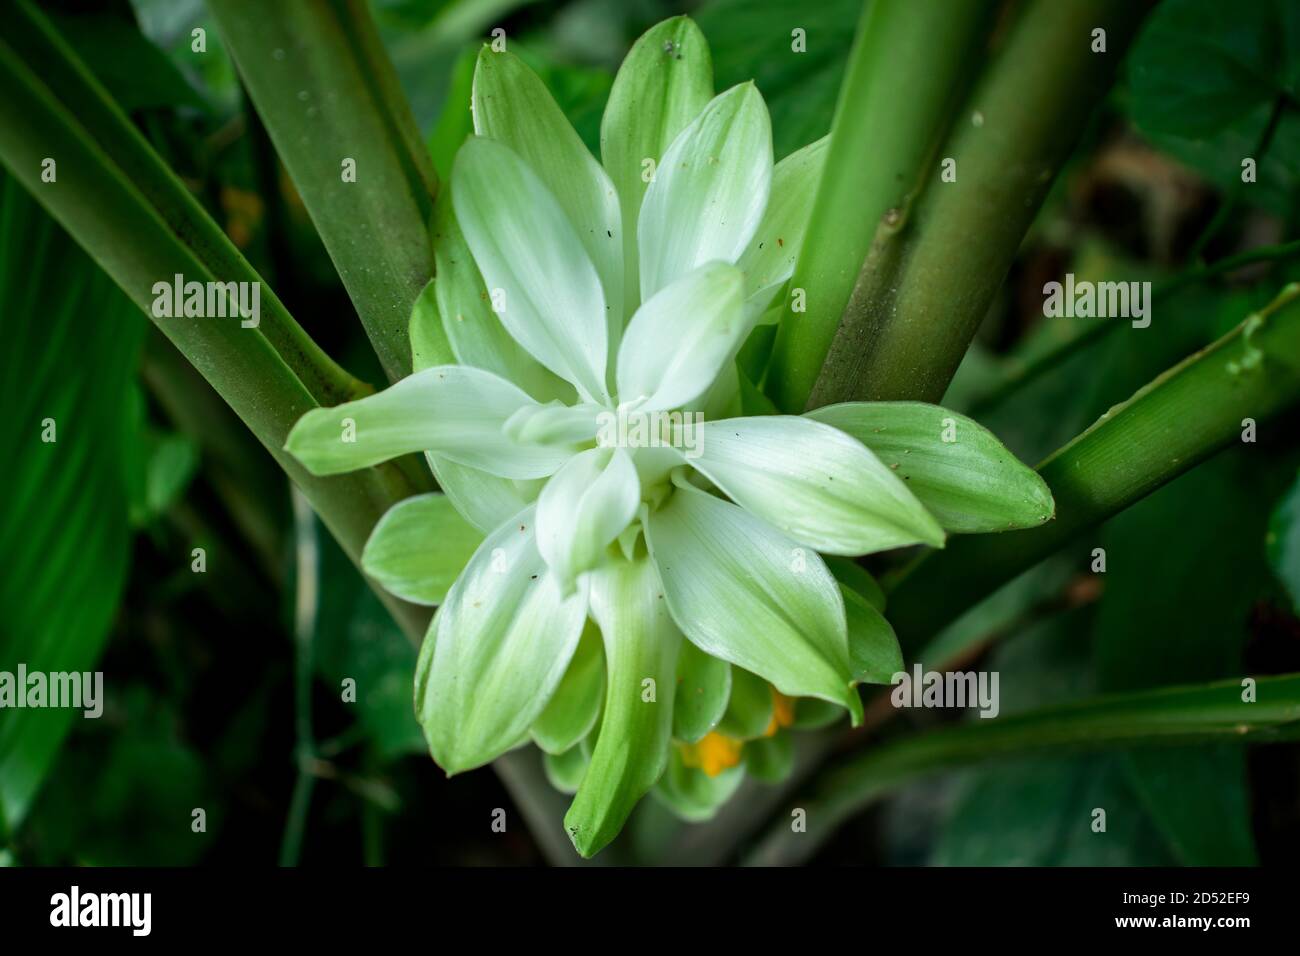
887, 286, 1300, 652
0, 3, 599, 856
0, 6, 432, 639
745, 674, 1300, 865
1, 1, 361, 408
209, 0, 439, 384
807, 0, 1150, 408
764, 0, 997, 412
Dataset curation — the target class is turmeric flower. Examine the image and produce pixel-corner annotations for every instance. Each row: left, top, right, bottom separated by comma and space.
285, 17, 1052, 857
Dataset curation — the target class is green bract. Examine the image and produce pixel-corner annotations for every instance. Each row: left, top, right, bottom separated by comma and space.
283, 16, 1054, 858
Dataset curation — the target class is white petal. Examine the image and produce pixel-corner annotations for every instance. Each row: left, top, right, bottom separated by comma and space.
472, 49, 625, 346
637, 83, 772, 299
564, 555, 681, 857
536, 447, 641, 590
616, 260, 746, 411
285, 365, 569, 480
644, 482, 859, 718
452, 137, 610, 403
431, 198, 575, 403
600, 16, 714, 320
416, 506, 588, 774
687, 416, 945, 555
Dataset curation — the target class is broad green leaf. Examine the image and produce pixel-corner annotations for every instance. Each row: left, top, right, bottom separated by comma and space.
543, 745, 590, 795
842, 586, 902, 686
689, 415, 945, 555
1267, 468, 1300, 612
430, 194, 572, 403
1130, 0, 1296, 137
452, 136, 610, 403
672, 641, 731, 743
0, 175, 143, 831
361, 493, 482, 606
472, 48, 624, 339
825, 556, 885, 613
1127, 0, 1300, 210
808, 402, 1053, 534
565, 556, 681, 858
1093, 449, 1285, 864
652, 748, 744, 823
696, 0, 858, 159
536, 448, 640, 591
22, 688, 217, 864
744, 733, 794, 784
636, 83, 772, 299
532, 623, 606, 756
716, 668, 773, 741
933, 609, 1171, 866
935, 754, 1178, 866
208, 0, 438, 381
286, 365, 567, 480
615, 260, 745, 411
416, 507, 588, 774
601, 15, 713, 318
736, 134, 828, 317
644, 482, 861, 720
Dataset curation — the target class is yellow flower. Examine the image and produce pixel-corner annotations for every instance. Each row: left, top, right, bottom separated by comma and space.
678, 733, 743, 777
765, 689, 796, 737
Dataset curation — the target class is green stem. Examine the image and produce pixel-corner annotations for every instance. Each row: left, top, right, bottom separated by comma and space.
887, 285, 1300, 653
0, 3, 433, 640
764, 0, 998, 412
806, 0, 1149, 408
745, 673, 1300, 865
968, 239, 1300, 415
208, 0, 439, 384
3, 1, 362, 406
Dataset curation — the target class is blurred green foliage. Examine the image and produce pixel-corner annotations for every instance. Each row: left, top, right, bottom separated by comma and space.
0, 176, 145, 836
